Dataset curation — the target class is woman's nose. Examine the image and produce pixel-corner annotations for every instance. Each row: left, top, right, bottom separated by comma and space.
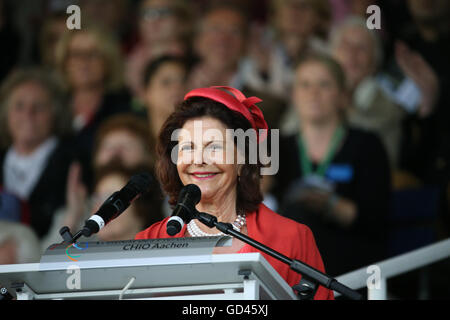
193, 147, 205, 165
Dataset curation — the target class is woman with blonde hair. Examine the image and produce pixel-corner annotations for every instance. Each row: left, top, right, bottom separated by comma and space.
55, 24, 133, 186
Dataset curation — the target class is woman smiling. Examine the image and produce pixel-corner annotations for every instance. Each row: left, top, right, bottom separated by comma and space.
135, 86, 334, 299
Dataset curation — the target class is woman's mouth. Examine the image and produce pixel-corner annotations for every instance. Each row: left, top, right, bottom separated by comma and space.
190, 172, 218, 180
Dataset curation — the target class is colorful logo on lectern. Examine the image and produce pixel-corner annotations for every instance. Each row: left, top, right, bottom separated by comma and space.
66, 242, 88, 261
49, 242, 89, 262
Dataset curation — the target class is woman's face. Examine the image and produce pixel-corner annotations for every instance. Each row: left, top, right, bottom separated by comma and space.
94, 130, 150, 168
277, 0, 320, 37
66, 32, 106, 89
7, 81, 54, 151
139, 0, 183, 44
293, 61, 342, 124
93, 173, 143, 241
176, 116, 241, 206
333, 26, 375, 89
195, 8, 246, 71
145, 62, 186, 115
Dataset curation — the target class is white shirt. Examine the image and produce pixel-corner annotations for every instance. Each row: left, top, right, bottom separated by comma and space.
3, 137, 58, 200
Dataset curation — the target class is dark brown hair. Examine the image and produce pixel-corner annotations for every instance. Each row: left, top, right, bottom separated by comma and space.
156, 97, 263, 213
93, 113, 156, 168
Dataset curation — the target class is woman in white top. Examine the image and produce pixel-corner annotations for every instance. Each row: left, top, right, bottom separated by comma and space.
0, 68, 72, 239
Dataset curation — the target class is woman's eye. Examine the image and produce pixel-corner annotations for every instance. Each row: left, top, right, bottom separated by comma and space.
207, 144, 222, 152
180, 144, 193, 151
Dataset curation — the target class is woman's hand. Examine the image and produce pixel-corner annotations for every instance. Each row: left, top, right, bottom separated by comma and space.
395, 41, 440, 118
298, 190, 330, 214
298, 190, 357, 227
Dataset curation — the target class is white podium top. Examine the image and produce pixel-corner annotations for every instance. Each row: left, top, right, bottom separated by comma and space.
0, 238, 298, 300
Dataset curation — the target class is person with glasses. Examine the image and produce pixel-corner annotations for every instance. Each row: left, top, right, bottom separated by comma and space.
273, 54, 391, 277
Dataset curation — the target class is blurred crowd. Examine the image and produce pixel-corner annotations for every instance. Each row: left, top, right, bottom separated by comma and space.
0, 0, 448, 286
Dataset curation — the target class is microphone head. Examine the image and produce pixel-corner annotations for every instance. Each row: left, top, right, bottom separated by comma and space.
166, 184, 201, 236
179, 184, 201, 205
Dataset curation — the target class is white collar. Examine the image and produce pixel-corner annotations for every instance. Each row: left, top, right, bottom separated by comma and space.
3, 137, 58, 199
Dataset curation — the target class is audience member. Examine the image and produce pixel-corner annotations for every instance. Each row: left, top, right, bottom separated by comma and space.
0, 221, 42, 264
187, 3, 288, 130
273, 54, 390, 276
242, 0, 331, 98
125, 0, 192, 102
0, 68, 73, 239
93, 113, 155, 171
55, 25, 132, 186
41, 114, 160, 249
38, 11, 68, 70
330, 17, 405, 169
79, 0, 133, 48
93, 162, 164, 241
187, 3, 248, 90
382, 0, 450, 186
143, 55, 188, 140
42, 161, 164, 249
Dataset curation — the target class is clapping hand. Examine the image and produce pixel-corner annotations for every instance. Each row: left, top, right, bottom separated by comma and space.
395, 41, 440, 118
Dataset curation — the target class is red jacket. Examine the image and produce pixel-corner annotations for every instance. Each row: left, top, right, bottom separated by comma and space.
135, 203, 334, 300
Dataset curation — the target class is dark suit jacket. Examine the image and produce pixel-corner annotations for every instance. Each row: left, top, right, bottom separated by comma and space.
0, 139, 73, 239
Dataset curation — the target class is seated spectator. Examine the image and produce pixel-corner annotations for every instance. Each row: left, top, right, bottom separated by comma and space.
125, 0, 192, 102
38, 10, 68, 70
242, 0, 331, 99
187, 3, 288, 130
143, 55, 188, 140
331, 16, 440, 185
187, 3, 248, 90
41, 161, 164, 249
0, 221, 41, 264
92, 113, 169, 216
93, 114, 155, 171
79, 0, 133, 50
381, 0, 449, 187
93, 162, 164, 241
330, 16, 406, 169
55, 25, 132, 187
272, 54, 391, 276
41, 115, 163, 249
0, 68, 73, 239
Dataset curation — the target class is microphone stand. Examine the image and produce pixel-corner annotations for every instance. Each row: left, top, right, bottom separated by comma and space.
196, 211, 363, 300
59, 226, 84, 244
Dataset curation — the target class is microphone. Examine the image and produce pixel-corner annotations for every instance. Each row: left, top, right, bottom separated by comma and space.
82, 172, 152, 237
167, 184, 201, 236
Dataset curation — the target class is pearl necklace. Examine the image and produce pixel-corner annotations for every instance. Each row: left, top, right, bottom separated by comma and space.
187, 213, 246, 237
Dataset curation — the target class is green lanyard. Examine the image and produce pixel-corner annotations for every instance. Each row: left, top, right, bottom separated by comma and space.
298, 125, 345, 177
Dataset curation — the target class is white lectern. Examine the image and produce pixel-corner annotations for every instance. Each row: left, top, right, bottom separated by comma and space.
0, 237, 298, 300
